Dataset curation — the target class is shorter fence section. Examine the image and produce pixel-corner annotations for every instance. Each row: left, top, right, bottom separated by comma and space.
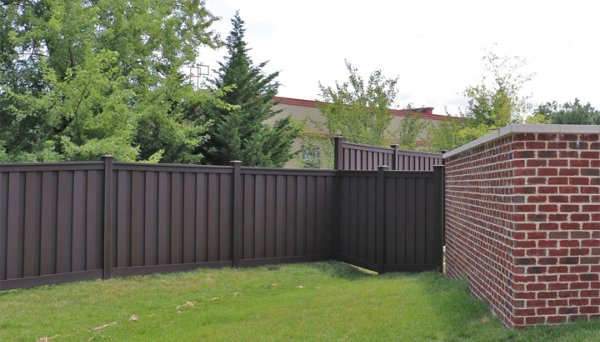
334, 137, 443, 171
338, 166, 444, 273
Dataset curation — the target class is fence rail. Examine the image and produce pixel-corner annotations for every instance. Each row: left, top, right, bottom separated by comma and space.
0, 154, 443, 290
334, 137, 443, 171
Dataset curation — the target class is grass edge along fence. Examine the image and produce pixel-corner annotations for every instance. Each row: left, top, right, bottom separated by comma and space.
0, 155, 444, 291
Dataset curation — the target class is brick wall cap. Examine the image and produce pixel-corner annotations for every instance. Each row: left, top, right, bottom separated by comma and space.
443, 124, 600, 159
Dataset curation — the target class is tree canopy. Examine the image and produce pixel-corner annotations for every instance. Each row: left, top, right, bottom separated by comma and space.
318, 60, 398, 147
528, 98, 600, 125
0, 0, 220, 162
428, 51, 533, 151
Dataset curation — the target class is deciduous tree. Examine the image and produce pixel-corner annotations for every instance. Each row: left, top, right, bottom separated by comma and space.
0, 0, 219, 162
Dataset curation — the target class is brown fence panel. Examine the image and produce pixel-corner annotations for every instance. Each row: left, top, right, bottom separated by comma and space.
337, 167, 444, 273
337, 171, 379, 270
110, 163, 233, 277
0, 163, 105, 290
237, 168, 338, 266
382, 170, 443, 272
334, 137, 442, 171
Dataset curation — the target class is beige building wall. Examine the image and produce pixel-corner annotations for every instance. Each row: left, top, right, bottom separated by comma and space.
269, 96, 449, 168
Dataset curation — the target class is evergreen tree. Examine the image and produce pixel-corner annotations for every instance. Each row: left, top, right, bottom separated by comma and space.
203, 12, 299, 166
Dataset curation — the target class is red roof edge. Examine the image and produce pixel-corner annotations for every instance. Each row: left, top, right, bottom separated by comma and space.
273, 96, 449, 121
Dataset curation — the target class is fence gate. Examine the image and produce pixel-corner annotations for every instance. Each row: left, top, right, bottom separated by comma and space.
337, 166, 444, 273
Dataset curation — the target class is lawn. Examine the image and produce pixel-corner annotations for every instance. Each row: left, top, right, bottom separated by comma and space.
2, 262, 600, 341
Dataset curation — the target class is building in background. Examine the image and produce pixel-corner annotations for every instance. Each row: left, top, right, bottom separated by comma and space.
268, 96, 449, 168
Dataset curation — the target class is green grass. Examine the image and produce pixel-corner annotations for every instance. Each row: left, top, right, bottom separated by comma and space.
2, 262, 600, 341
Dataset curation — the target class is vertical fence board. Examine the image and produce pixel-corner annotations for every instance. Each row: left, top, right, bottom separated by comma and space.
87, 171, 103, 270
56, 171, 74, 274
40, 172, 57, 275
116, 171, 131, 268
71, 171, 87, 272
254, 175, 266, 259
157, 172, 171, 264
183, 173, 196, 264
425, 177, 436, 265
315, 177, 326, 255
170, 172, 183, 264
275, 175, 286, 257
0, 173, 7, 280
349, 176, 358, 259
195, 173, 208, 262
396, 177, 407, 265
296, 176, 307, 256
285, 176, 296, 256
265, 175, 276, 258
405, 177, 416, 264
23, 172, 41, 277
243, 174, 254, 259
384, 177, 396, 266
367, 177, 377, 263
218, 174, 232, 261
339, 176, 349, 256
306, 176, 316, 256
357, 177, 367, 260
130, 171, 145, 267
144, 172, 158, 266
6, 172, 24, 279
206, 173, 219, 262
415, 178, 426, 264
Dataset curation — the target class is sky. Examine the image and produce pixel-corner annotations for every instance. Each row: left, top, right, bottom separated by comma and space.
197, 0, 600, 116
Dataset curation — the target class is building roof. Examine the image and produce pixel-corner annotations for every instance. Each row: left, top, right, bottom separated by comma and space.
273, 96, 449, 121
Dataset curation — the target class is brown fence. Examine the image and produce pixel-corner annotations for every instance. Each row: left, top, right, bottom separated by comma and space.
338, 166, 444, 273
0, 155, 443, 290
0, 158, 338, 290
334, 137, 443, 171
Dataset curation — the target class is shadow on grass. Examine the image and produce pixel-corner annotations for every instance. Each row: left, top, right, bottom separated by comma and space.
276, 260, 377, 281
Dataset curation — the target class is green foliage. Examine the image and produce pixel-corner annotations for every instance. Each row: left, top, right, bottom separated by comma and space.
0, 0, 219, 162
529, 98, 600, 125
428, 51, 533, 152
318, 60, 398, 146
202, 13, 300, 167
393, 110, 430, 150
462, 52, 532, 128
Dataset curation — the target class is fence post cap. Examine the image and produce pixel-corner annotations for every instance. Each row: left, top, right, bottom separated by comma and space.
377, 165, 389, 171
230, 160, 242, 164
101, 154, 114, 159
390, 144, 399, 148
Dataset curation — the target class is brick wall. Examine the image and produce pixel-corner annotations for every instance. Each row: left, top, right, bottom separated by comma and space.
444, 125, 600, 328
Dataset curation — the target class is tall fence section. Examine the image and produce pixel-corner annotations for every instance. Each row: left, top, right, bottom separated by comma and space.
0, 152, 444, 290
334, 136, 443, 171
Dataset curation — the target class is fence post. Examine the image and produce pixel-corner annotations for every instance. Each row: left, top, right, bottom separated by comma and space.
433, 165, 445, 272
334, 136, 344, 170
231, 161, 243, 267
390, 144, 399, 170
102, 155, 114, 279
376, 165, 388, 274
